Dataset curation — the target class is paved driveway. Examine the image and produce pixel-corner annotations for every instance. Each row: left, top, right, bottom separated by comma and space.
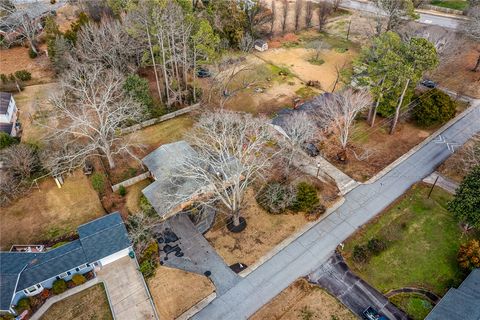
96, 256, 157, 320
309, 253, 409, 320
192, 101, 480, 320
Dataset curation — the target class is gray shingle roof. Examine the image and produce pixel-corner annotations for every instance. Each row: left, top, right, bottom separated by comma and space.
0, 212, 131, 311
0, 92, 12, 114
142, 141, 206, 219
426, 269, 480, 320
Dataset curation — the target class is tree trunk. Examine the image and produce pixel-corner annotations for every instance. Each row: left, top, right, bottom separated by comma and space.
232, 210, 240, 227
106, 151, 115, 169
390, 78, 410, 135
473, 53, 480, 72
368, 75, 385, 127
146, 28, 163, 103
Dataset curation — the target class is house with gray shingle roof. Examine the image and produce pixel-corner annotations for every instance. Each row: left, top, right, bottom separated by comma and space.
425, 268, 480, 320
0, 212, 132, 315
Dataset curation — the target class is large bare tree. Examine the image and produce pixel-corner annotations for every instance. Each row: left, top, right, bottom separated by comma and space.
305, 1, 314, 28
176, 111, 275, 229
295, 0, 304, 32
317, 1, 333, 32
281, 111, 317, 171
74, 19, 140, 73
48, 63, 143, 169
315, 88, 371, 158
281, 0, 289, 34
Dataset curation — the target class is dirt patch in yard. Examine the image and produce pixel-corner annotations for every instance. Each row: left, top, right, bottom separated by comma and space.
251, 278, 356, 320
322, 119, 437, 182
40, 283, 112, 320
0, 170, 104, 250
148, 266, 214, 320
205, 180, 338, 267
0, 46, 54, 83
13, 83, 58, 142
257, 46, 356, 92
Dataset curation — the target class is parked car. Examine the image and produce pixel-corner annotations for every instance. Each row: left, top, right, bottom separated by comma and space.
302, 142, 320, 157
420, 79, 437, 88
196, 68, 211, 78
362, 307, 389, 320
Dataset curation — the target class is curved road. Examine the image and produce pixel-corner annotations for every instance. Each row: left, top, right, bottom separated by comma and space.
192, 99, 480, 320
335, 0, 465, 29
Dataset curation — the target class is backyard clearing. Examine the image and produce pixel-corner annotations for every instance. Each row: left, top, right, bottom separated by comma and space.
251, 278, 356, 320
148, 266, 214, 320
0, 170, 104, 250
342, 184, 478, 318
40, 283, 112, 320
13, 83, 58, 142
205, 180, 338, 267
0, 46, 54, 83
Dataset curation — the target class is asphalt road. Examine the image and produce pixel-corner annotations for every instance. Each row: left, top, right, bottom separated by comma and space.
191, 99, 480, 320
338, 0, 465, 29
308, 252, 409, 320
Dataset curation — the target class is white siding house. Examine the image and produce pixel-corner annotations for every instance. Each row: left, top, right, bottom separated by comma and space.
0, 92, 18, 137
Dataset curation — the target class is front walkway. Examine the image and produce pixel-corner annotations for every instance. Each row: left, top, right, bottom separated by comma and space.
423, 171, 459, 194
96, 256, 157, 320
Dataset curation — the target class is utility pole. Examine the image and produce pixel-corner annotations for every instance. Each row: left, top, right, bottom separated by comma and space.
346, 19, 352, 41
428, 176, 439, 198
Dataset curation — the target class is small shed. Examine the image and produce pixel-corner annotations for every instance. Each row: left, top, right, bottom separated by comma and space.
254, 39, 268, 52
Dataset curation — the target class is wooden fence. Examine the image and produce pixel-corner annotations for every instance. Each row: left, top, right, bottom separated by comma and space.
111, 172, 151, 192
120, 103, 201, 135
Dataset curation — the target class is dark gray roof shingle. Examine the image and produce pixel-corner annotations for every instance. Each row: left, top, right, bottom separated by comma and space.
426, 269, 480, 320
0, 212, 130, 311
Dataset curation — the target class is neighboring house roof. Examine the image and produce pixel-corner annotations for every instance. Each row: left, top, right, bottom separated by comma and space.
142, 141, 206, 219
425, 269, 480, 320
0, 212, 131, 311
0, 92, 12, 114
0, 2, 60, 30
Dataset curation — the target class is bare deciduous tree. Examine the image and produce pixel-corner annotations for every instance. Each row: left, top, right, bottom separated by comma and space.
282, 111, 317, 171
0, 143, 38, 180
295, 0, 303, 32
176, 111, 276, 228
126, 211, 161, 256
317, 1, 333, 32
0, 1, 45, 54
314, 88, 372, 158
48, 63, 144, 169
465, 6, 480, 71
74, 19, 140, 73
462, 135, 480, 172
281, 0, 289, 34
305, 1, 314, 28
239, 32, 255, 52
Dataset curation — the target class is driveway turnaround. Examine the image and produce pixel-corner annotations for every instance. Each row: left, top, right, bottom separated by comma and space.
308, 252, 409, 320
154, 213, 240, 295
192, 101, 480, 320
96, 256, 157, 320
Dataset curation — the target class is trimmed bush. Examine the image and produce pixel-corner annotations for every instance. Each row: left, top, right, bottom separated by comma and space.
139, 260, 156, 278
367, 238, 387, 255
118, 185, 126, 196
52, 279, 67, 294
0, 132, 18, 149
28, 48, 37, 59
14, 70, 32, 81
291, 182, 319, 212
91, 172, 106, 194
256, 182, 295, 214
0, 74, 7, 83
413, 89, 457, 127
16, 297, 31, 312
71, 274, 87, 286
140, 195, 156, 216
141, 241, 159, 263
353, 244, 368, 263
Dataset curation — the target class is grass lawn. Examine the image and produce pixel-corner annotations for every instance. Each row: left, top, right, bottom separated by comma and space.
343, 184, 474, 297
0, 170, 104, 250
430, 0, 468, 10
389, 293, 433, 320
129, 115, 194, 154
251, 279, 356, 320
125, 179, 152, 214
40, 283, 112, 320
